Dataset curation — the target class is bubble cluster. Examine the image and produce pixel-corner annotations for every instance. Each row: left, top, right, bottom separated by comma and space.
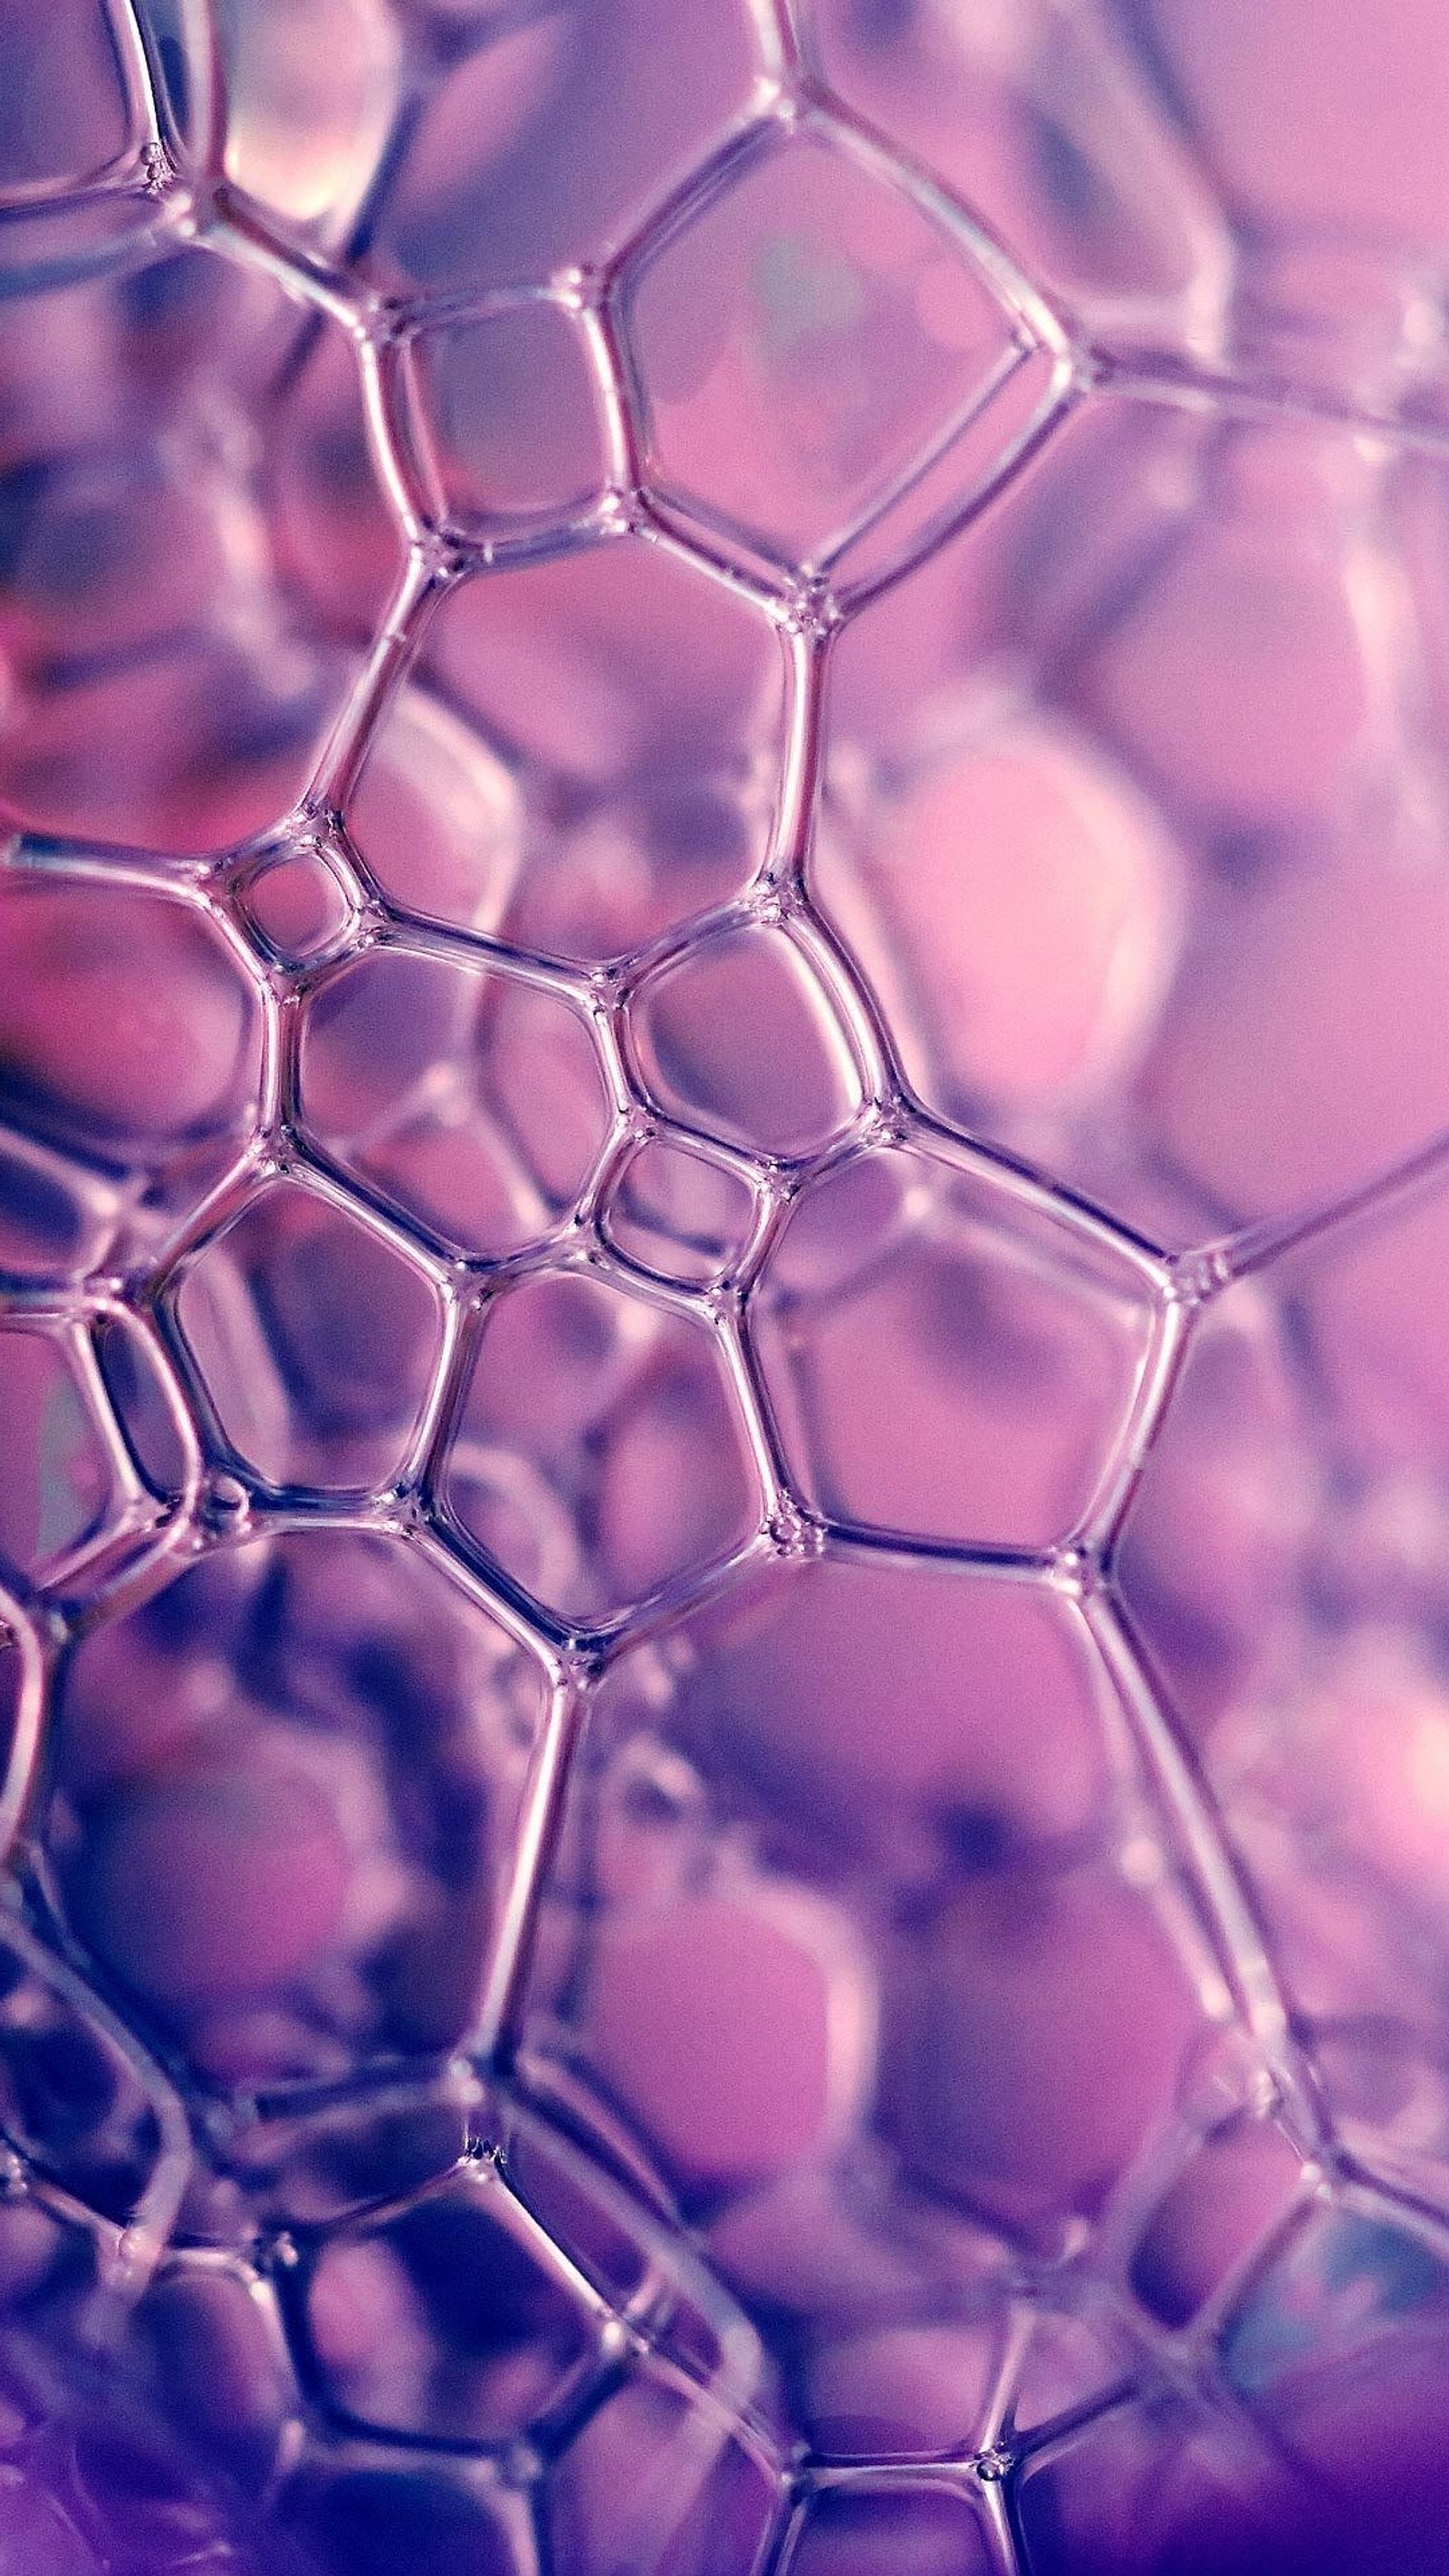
7, 3, 1449, 2571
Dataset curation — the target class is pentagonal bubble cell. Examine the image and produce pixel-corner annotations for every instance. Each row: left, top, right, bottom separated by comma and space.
790, 2483, 993, 2576
294, 2167, 601, 2447
50, 1526, 549, 2089
279, 2456, 526, 2576
0, 245, 389, 856
0, 875, 265, 1276
752, 1147, 1156, 1552
625, 124, 1024, 576
603, 1136, 757, 1289
173, 1181, 444, 1496
439, 1268, 761, 1626
347, 537, 786, 962
629, 925, 863, 1160
220, 0, 761, 298
298, 945, 612, 1261
0, 1925, 168, 2226
398, 300, 609, 538
547, 2363, 783, 2576
0, 1, 139, 202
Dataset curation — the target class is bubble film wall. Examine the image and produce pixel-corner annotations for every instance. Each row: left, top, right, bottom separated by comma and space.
5, 3, 1449, 2570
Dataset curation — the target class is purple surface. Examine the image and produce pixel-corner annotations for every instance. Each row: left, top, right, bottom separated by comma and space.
5, 2, 1449, 2571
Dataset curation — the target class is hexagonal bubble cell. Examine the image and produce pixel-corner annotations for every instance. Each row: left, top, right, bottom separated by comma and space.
627, 122, 1032, 580
629, 925, 864, 1160
206, 0, 762, 298
439, 1268, 762, 1627
603, 1137, 757, 1289
752, 1146, 1158, 1552
820, 395, 1449, 1241
0, 242, 397, 855
298, 945, 612, 1262
395, 300, 609, 540
50, 1527, 550, 2088
348, 536, 787, 961
173, 1181, 445, 1496
0, 870, 266, 1280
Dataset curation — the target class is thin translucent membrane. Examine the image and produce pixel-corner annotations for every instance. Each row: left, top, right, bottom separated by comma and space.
3, 4, 1449, 2573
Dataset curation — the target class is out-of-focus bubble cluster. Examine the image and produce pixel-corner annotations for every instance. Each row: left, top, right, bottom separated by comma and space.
5, 3, 1449, 2571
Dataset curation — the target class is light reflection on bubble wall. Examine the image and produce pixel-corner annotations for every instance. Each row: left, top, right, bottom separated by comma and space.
5, 4, 1449, 2572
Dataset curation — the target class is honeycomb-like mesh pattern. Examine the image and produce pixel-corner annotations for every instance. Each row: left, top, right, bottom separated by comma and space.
6, 4, 1449, 2571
